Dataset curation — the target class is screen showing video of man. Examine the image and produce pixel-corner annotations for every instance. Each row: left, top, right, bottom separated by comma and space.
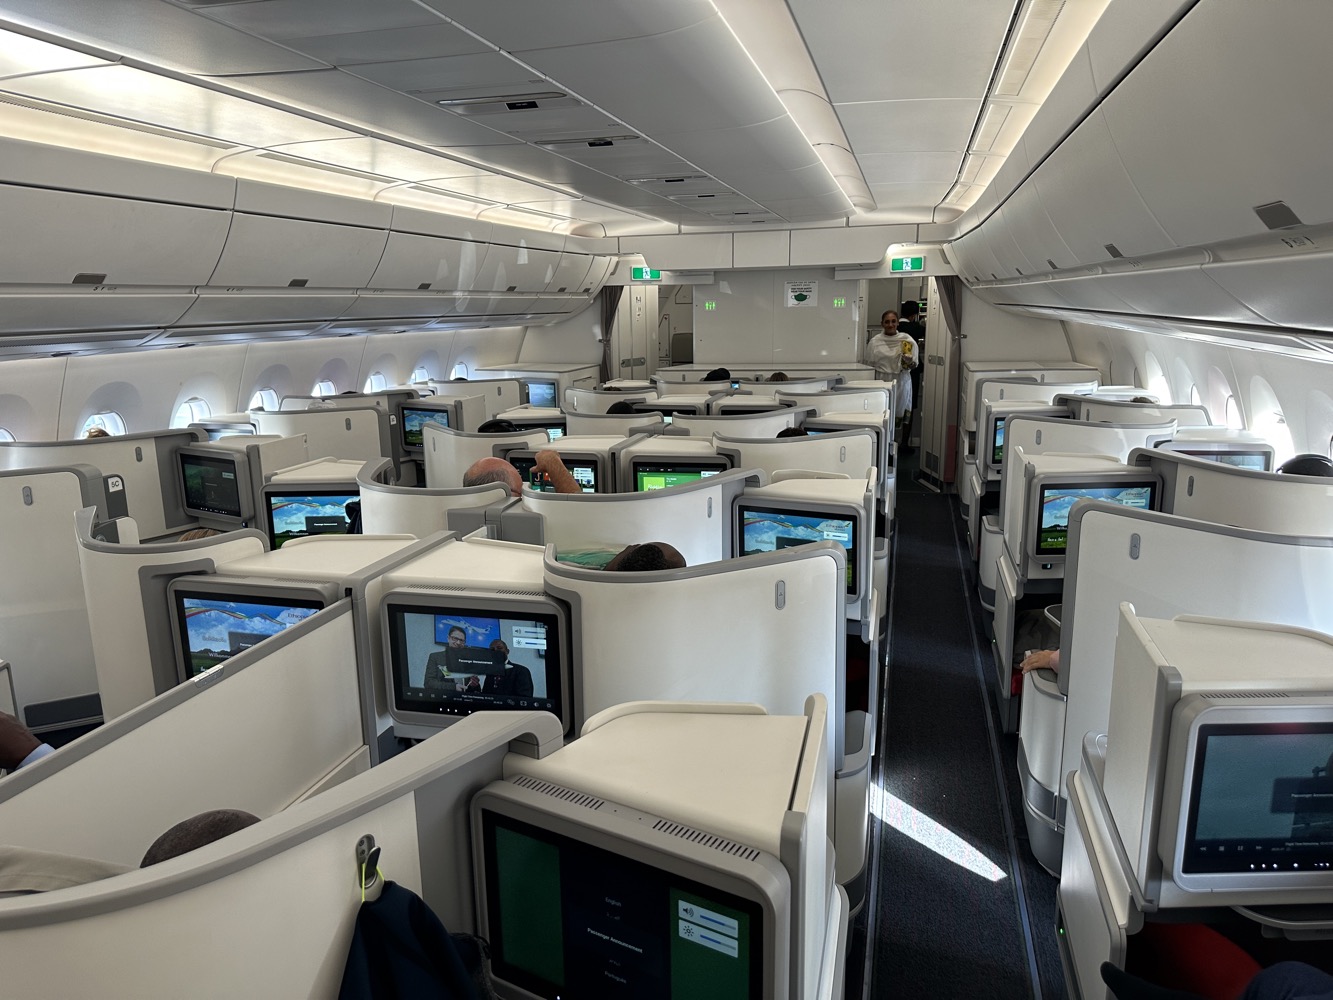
1036, 481, 1155, 554
737, 505, 857, 595
267, 492, 359, 549
175, 593, 322, 676
1184, 724, 1333, 874
388, 605, 562, 719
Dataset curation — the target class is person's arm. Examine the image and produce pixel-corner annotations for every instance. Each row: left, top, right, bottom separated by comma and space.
534, 450, 584, 494
1, 711, 49, 771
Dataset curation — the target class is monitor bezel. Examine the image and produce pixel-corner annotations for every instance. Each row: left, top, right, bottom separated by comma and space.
1156, 441, 1274, 472
523, 379, 560, 409
1162, 697, 1333, 894
503, 448, 605, 494
178, 447, 254, 523
473, 780, 785, 1000
397, 399, 458, 453
733, 495, 863, 602
982, 405, 1071, 479
166, 576, 332, 683
631, 455, 734, 492
1025, 472, 1160, 563
261, 482, 362, 550
382, 589, 572, 736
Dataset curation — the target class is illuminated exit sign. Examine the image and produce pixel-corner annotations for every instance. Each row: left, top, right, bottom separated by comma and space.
890, 256, 925, 272
631, 266, 662, 281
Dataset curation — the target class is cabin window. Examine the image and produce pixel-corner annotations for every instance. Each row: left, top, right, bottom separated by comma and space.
450, 362, 469, 380
363, 371, 388, 393
81, 412, 125, 437
312, 379, 337, 398
1224, 395, 1243, 429
410, 366, 431, 384
249, 388, 279, 411
0, 428, 14, 442
171, 397, 211, 429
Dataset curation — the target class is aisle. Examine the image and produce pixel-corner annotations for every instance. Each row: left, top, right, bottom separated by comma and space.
859, 475, 1064, 999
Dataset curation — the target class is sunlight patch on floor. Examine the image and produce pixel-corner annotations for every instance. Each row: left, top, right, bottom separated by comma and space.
870, 782, 1008, 882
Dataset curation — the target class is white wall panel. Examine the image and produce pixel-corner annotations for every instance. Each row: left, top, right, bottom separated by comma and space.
958, 288, 1071, 364
692, 270, 860, 365
734, 230, 791, 268
515, 303, 602, 364
791, 226, 909, 267
0, 357, 67, 440
621, 233, 734, 270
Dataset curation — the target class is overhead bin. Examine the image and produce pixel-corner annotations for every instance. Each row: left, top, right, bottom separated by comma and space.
339, 290, 461, 320
544, 251, 596, 294
0, 185, 230, 287
0, 287, 196, 334
174, 290, 356, 327
472, 243, 563, 294
0, 329, 163, 359
366, 231, 475, 291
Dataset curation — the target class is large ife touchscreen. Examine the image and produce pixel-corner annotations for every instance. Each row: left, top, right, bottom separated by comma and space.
400, 405, 448, 450
1035, 480, 1156, 555
479, 809, 765, 1000
508, 452, 599, 493
1177, 448, 1270, 472
1184, 723, 1333, 874
266, 490, 359, 548
181, 452, 243, 518
387, 602, 563, 719
737, 503, 857, 596
173, 590, 322, 677
526, 381, 558, 409
633, 459, 729, 492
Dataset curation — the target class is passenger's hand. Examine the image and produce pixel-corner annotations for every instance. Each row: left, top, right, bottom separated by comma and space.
0, 710, 41, 771
1020, 649, 1059, 674
534, 449, 564, 474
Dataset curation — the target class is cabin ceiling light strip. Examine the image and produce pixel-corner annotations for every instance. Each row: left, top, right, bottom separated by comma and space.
435, 91, 567, 108
257, 150, 392, 183
972, 103, 1013, 154
0, 92, 236, 148
707, 0, 863, 214
993, 0, 1067, 98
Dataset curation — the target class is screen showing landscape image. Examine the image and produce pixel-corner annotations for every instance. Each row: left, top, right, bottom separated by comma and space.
268, 493, 358, 548
739, 506, 856, 594
1037, 482, 1155, 554
991, 417, 1006, 466
178, 595, 321, 676
401, 406, 448, 449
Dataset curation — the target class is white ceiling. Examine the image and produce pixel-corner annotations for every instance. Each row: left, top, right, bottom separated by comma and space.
0, 0, 1041, 235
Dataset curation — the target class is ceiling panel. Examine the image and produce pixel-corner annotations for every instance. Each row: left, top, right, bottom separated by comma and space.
518, 18, 787, 135
0, 0, 326, 75
268, 137, 486, 182
659, 117, 822, 178
193, 0, 440, 40
836, 99, 979, 154
222, 70, 521, 147
421, 0, 718, 52
791, 0, 1014, 103
267, 24, 482, 67
346, 52, 540, 95
0, 27, 109, 76
856, 150, 963, 185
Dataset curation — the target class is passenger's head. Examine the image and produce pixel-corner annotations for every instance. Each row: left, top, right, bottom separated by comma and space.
447, 625, 467, 647
880, 310, 899, 332
900, 300, 920, 320
462, 457, 524, 497
776, 426, 809, 438
767, 372, 789, 383
1277, 453, 1333, 477
178, 527, 222, 542
606, 400, 637, 414
1130, 396, 1156, 404
83, 427, 110, 439
701, 368, 731, 383
604, 542, 687, 573
475, 418, 521, 434
140, 809, 260, 867
490, 638, 510, 659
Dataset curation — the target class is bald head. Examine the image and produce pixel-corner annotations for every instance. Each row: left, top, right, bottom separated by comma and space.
141, 809, 260, 867
463, 457, 524, 497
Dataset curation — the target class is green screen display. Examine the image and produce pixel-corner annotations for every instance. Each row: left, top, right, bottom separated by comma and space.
483, 811, 764, 999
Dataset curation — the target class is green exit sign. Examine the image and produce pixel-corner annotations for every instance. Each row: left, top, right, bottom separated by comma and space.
890, 256, 925, 273
704, 301, 717, 311
631, 266, 662, 281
